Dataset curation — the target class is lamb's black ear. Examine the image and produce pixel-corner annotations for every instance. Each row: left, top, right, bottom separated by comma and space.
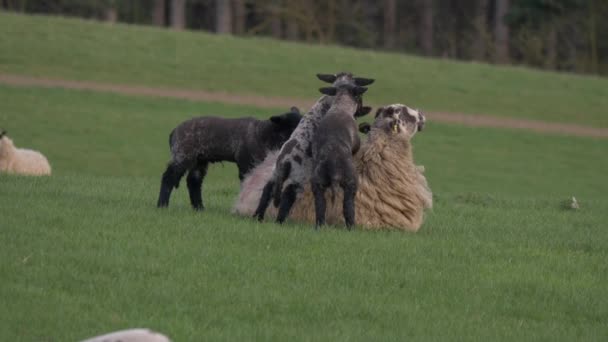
290, 106, 300, 114
359, 122, 371, 134
317, 73, 337, 83
374, 107, 384, 118
0, 130, 5, 138
319, 87, 337, 96
353, 86, 368, 96
355, 106, 372, 117
270, 115, 283, 124
354, 77, 375, 86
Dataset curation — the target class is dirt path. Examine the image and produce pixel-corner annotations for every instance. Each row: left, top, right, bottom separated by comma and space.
1, 73, 606, 139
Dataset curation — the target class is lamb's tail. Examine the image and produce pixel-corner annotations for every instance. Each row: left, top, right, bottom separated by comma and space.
168, 129, 176, 149
324, 159, 338, 204
272, 162, 292, 207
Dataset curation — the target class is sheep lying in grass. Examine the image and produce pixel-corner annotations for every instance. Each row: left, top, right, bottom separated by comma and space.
253, 72, 374, 223
311, 81, 369, 229
234, 104, 431, 232
0, 130, 51, 176
157, 107, 302, 210
80, 328, 171, 342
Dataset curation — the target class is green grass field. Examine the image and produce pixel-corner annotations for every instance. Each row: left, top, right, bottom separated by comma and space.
1, 13, 608, 342
1, 12, 608, 127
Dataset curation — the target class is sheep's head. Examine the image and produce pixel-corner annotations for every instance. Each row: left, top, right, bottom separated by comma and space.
269, 106, 303, 141
374, 104, 425, 137
317, 72, 374, 118
0, 130, 6, 139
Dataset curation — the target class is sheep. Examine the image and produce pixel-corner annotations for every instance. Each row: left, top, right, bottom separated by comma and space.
157, 107, 302, 210
234, 104, 431, 232
0, 130, 51, 176
310, 81, 368, 229
253, 72, 374, 224
80, 328, 171, 342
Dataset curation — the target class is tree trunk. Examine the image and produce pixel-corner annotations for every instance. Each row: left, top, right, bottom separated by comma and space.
420, 0, 433, 55
472, 0, 488, 61
383, 0, 396, 49
546, 26, 557, 69
170, 0, 186, 30
104, 6, 117, 23
494, 0, 510, 63
588, 0, 598, 74
216, 0, 232, 34
283, 0, 299, 40
270, 0, 282, 39
286, 18, 298, 40
232, 0, 245, 34
153, 0, 166, 27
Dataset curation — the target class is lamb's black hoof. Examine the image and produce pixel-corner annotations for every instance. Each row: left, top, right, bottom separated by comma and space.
192, 205, 205, 211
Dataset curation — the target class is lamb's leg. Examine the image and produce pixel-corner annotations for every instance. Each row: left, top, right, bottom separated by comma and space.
342, 182, 357, 230
186, 161, 208, 211
254, 180, 275, 221
157, 162, 187, 208
276, 184, 299, 224
311, 181, 327, 229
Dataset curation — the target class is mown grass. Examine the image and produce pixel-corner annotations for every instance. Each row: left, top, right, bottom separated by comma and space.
1, 12, 608, 127
1, 84, 607, 341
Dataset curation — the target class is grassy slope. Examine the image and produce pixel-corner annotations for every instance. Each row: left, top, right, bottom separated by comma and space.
1, 85, 607, 341
1, 12, 608, 127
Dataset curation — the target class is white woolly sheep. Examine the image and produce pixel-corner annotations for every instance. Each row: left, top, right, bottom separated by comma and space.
80, 328, 171, 342
0, 130, 51, 176
234, 104, 431, 232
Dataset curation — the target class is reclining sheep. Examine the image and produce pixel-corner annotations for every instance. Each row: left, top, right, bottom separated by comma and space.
157, 107, 302, 210
234, 104, 432, 232
0, 130, 51, 176
253, 72, 374, 223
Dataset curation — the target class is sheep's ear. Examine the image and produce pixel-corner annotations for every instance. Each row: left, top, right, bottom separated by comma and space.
359, 123, 371, 134
290, 106, 300, 114
353, 86, 368, 96
354, 77, 375, 86
319, 87, 337, 96
417, 111, 425, 131
374, 107, 385, 118
317, 74, 337, 83
355, 106, 372, 117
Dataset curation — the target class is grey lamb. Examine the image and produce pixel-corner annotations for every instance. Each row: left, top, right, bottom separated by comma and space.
310, 80, 368, 229
157, 107, 302, 210
253, 72, 374, 223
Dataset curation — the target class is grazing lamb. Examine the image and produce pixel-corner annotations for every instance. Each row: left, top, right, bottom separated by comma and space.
0, 130, 51, 176
157, 107, 302, 210
234, 104, 431, 232
310, 81, 368, 229
253, 72, 374, 223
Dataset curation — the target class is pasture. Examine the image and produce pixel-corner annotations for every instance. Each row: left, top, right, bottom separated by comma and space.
0, 12, 607, 341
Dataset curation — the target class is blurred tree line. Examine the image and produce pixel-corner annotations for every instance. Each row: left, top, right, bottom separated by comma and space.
2, 0, 606, 76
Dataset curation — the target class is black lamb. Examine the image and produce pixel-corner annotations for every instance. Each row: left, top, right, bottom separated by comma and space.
157, 107, 302, 210
310, 80, 368, 229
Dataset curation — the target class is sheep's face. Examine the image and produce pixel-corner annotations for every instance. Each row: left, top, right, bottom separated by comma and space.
269, 107, 303, 142
374, 104, 425, 137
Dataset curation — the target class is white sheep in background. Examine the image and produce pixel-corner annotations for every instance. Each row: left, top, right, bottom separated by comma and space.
0, 130, 51, 176
234, 104, 432, 232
